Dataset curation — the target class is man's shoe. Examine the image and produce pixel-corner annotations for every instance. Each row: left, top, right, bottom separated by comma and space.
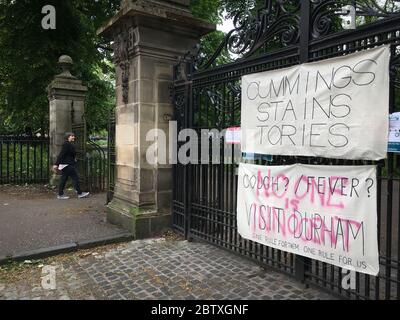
78, 192, 90, 199
57, 195, 70, 200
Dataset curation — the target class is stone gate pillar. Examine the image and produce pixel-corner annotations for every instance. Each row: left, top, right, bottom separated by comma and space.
47, 55, 87, 174
98, 0, 214, 238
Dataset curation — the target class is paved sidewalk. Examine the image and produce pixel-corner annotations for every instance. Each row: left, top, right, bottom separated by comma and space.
0, 237, 336, 300
0, 185, 129, 257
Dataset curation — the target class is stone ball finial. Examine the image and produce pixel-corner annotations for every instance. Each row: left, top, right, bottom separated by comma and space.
59, 55, 73, 65
57, 55, 74, 78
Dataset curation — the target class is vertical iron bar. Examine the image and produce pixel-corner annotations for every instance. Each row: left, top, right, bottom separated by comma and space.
19, 142, 23, 182
398, 163, 400, 299
47, 137, 50, 181
187, 61, 194, 241
184, 60, 193, 240
6, 141, 9, 183
40, 140, 43, 182
0, 139, 2, 183
295, 0, 311, 283
219, 82, 225, 247
211, 85, 216, 243
33, 140, 37, 183
384, 45, 396, 300
396, 169, 400, 300
375, 163, 382, 299
26, 140, 30, 183
230, 87, 235, 252
13, 140, 16, 183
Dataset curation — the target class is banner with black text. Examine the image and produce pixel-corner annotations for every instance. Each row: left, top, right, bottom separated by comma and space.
241, 45, 390, 160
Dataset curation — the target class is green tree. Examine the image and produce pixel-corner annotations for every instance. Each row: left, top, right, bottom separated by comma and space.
190, 0, 232, 66
0, 0, 227, 134
0, 0, 119, 134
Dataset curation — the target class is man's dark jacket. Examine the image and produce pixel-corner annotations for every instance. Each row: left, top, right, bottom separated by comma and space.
55, 141, 77, 166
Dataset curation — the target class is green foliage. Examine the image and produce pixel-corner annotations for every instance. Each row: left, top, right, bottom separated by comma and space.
220, 0, 261, 19
190, 0, 221, 24
190, 0, 232, 66
0, 0, 232, 134
0, 0, 120, 134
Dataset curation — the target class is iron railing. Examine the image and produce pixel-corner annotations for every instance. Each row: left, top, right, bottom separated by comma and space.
0, 135, 50, 184
0, 131, 108, 193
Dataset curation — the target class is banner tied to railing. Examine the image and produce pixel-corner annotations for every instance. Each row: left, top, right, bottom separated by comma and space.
237, 163, 379, 275
241, 45, 390, 160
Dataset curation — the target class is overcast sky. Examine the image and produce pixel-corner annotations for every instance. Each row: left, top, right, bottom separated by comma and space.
217, 12, 235, 34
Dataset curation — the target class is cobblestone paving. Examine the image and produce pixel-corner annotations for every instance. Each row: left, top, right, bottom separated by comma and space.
0, 238, 336, 300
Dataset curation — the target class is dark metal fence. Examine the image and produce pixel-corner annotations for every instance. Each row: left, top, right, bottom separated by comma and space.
0, 128, 108, 193
173, 0, 400, 300
0, 135, 50, 184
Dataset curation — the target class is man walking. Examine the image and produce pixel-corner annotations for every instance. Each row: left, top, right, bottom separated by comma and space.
53, 132, 89, 200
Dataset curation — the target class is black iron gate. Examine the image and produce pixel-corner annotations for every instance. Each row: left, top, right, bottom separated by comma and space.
172, 0, 400, 299
72, 116, 107, 193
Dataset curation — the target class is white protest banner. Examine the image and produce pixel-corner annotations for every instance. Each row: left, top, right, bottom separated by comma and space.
241, 45, 390, 160
237, 163, 379, 275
